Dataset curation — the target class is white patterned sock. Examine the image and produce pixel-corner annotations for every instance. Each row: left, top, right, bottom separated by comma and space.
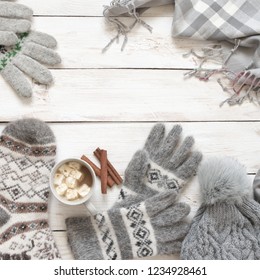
0, 119, 61, 260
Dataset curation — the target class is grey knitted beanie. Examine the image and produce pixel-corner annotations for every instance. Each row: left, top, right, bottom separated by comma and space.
181, 157, 260, 260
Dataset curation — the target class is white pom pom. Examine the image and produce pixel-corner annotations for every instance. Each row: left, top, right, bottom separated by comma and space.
198, 157, 251, 205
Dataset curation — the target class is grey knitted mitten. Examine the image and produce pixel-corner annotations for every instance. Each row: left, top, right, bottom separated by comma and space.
0, 118, 61, 260
66, 191, 190, 260
116, 123, 202, 208
0, 0, 32, 46
181, 157, 260, 260
0, 31, 61, 98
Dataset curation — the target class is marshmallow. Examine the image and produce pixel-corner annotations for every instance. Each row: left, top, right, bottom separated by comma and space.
54, 173, 64, 185
56, 183, 68, 196
78, 184, 91, 198
70, 170, 84, 181
66, 176, 78, 189
68, 161, 81, 170
66, 189, 78, 201
58, 164, 73, 177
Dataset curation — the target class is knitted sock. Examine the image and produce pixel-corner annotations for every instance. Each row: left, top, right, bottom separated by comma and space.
0, 118, 61, 260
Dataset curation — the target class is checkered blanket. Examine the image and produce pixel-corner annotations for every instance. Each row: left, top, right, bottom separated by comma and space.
173, 0, 260, 40
104, 0, 260, 105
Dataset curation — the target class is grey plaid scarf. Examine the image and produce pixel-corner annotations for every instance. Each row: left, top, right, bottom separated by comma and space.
103, 0, 260, 106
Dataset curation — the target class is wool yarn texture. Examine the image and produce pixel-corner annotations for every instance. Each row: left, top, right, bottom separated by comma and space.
0, 118, 61, 260
0, 0, 32, 46
181, 157, 260, 260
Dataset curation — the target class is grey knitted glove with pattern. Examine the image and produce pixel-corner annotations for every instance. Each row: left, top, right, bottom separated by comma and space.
66, 191, 190, 260
116, 123, 202, 208
0, 0, 32, 46
0, 31, 61, 98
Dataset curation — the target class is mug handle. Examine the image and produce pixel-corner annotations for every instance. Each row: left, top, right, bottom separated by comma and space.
84, 200, 98, 216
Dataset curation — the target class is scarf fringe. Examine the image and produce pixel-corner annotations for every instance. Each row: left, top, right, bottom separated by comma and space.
184, 41, 260, 106
103, 0, 152, 52
102, 3, 260, 106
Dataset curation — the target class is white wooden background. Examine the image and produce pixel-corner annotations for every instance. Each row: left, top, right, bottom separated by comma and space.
0, 0, 259, 259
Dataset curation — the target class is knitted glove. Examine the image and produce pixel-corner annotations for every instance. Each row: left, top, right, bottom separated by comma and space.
0, 31, 61, 98
181, 157, 260, 260
66, 190, 190, 260
116, 123, 202, 208
0, 0, 32, 46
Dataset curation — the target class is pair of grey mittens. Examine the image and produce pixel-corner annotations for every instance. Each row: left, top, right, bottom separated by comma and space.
0, 0, 61, 97
66, 124, 260, 260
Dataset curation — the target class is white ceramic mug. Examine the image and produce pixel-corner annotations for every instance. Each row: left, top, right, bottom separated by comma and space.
50, 158, 97, 215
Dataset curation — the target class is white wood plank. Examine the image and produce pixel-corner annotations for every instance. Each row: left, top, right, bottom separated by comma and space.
22, 1, 174, 16
31, 17, 213, 69
0, 69, 259, 122
1, 122, 259, 174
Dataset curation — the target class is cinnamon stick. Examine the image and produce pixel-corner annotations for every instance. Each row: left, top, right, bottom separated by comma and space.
81, 155, 115, 188
100, 149, 108, 194
94, 147, 123, 185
